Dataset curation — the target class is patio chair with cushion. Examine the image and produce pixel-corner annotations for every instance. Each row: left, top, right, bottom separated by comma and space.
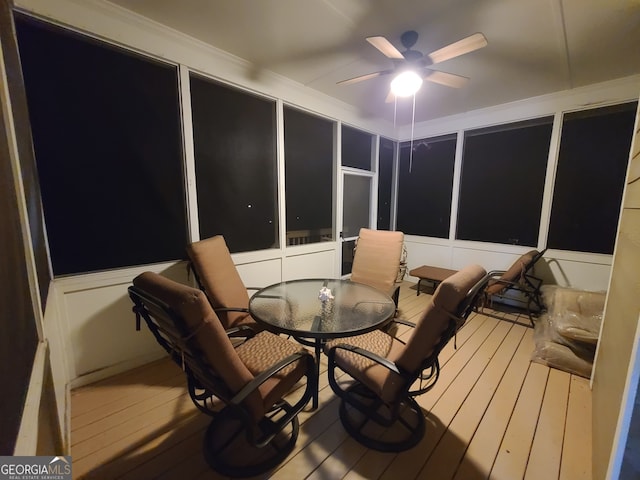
324, 264, 489, 452
350, 228, 406, 309
186, 235, 261, 332
485, 248, 547, 325
129, 271, 315, 477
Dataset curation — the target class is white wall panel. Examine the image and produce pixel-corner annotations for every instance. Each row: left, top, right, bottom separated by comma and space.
59, 262, 188, 387
451, 246, 526, 272
542, 257, 612, 292
41, 284, 70, 449
236, 257, 282, 290
404, 240, 452, 279
64, 282, 164, 380
283, 249, 336, 281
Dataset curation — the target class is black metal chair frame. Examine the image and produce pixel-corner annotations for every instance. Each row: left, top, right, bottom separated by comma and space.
325, 273, 491, 452
129, 285, 316, 477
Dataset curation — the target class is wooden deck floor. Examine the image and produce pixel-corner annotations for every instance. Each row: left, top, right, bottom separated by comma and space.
70, 282, 592, 480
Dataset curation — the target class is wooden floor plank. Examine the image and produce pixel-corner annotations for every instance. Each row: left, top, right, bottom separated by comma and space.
76, 408, 209, 479
379, 320, 513, 480
418, 315, 502, 412
342, 449, 397, 480
560, 375, 592, 480
116, 428, 209, 480
71, 359, 183, 420
342, 313, 493, 480
72, 382, 188, 446
269, 420, 350, 479
490, 362, 549, 480
417, 324, 527, 480
452, 328, 536, 480
524, 368, 571, 480
306, 435, 368, 480
72, 396, 203, 477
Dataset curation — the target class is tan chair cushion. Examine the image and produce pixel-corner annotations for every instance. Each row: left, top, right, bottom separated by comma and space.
350, 228, 404, 295
324, 329, 405, 403
186, 236, 255, 329
236, 331, 308, 414
485, 250, 539, 296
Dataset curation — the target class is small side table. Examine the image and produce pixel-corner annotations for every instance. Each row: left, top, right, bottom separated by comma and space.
409, 265, 459, 295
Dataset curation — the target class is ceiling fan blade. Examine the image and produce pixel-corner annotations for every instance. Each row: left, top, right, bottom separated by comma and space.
426, 33, 488, 65
425, 70, 469, 88
366, 36, 405, 59
337, 69, 393, 86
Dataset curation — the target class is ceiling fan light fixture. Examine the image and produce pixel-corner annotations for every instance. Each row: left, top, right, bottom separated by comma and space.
390, 70, 423, 97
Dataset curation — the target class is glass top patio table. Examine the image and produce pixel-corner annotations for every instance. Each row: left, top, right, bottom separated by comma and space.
248, 278, 396, 339
249, 278, 396, 409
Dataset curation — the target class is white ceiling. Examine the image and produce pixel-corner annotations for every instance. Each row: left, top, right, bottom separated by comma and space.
108, 0, 640, 124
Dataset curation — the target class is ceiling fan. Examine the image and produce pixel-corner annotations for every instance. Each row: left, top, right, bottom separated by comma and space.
338, 30, 488, 100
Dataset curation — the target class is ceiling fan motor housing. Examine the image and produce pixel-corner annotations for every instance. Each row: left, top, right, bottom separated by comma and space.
400, 30, 419, 49
399, 31, 424, 63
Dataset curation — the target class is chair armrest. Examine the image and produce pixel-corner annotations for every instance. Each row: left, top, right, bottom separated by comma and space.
487, 269, 507, 278
229, 348, 316, 447
230, 350, 315, 406
225, 324, 256, 339
215, 306, 250, 314
390, 318, 416, 328
327, 343, 402, 376
486, 270, 522, 289
384, 318, 416, 343
487, 270, 540, 291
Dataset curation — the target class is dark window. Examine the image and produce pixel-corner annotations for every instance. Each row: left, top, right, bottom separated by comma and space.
16, 15, 186, 275
342, 124, 373, 170
457, 118, 553, 246
548, 102, 637, 254
342, 174, 371, 238
377, 137, 395, 230
341, 239, 356, 276
284, 106, 334, 245
190, 75, 278, 252
397, 135, 456, 238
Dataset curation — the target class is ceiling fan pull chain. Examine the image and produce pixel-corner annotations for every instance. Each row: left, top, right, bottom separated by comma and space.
393, 95, 398, 127
409, 93, 416, 173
